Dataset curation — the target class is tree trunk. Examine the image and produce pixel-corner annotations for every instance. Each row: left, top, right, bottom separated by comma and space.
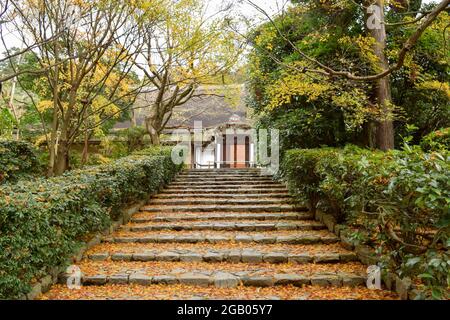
362, 121, 377, 148
54, 140, 69, 175
53, 103, 73, 175
145, 116, 161, 145
47, 121, 58, 177
48, 28, 60, 177
8, 59, 22, 140
149, 129, 161, 145
131, 108, 137, 127
369, 0, 395, 150
81, 132, 89, 165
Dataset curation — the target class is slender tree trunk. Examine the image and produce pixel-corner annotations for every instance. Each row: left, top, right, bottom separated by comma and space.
81, 131, 89, 165
53, 96, 75, 175
149, 132, 161, 145
375, 80, 394, 150
145, 108, 162, 145
368, 0, 395, 150
131, 108, 137, 127
47, 115, 59, 177
146, 119, 161, 145
54, 139, 69, 175
48, 40, 60, 177
55, 87, 78, 175
51, 119, 71, 176
8, 52, 23, 140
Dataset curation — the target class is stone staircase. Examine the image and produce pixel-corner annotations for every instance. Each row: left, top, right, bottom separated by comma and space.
41, 169, 397, 300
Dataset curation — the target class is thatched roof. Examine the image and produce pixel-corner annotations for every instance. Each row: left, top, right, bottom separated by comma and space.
114, 84, 250, 130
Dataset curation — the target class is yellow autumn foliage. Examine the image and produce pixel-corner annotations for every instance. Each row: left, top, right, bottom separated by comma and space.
417, 81, 450, 99
37, 100, 53, 113
266, 73, 332, 110
339, 35, 380, 71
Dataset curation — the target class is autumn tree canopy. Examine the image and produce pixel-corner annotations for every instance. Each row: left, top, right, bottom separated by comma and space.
247, 0, 449, 151
134, 0, 244, 144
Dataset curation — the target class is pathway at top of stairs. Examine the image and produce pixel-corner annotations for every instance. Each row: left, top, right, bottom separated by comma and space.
40, 168, 398, 300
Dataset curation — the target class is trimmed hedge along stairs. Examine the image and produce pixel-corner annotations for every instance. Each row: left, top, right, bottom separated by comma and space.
281, 146, 449, 300
0, 147, 182, 299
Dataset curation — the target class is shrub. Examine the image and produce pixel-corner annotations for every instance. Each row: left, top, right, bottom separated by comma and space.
121, 126, 148, 153
255, 106, 349, 152
0, 140, 39, 183
282, 148, 340, 214
0, 146, 183, 299
70, 151, 112, 170
420, 128, 450, 152
99, 136, 129, 159
281, 145, 450, 299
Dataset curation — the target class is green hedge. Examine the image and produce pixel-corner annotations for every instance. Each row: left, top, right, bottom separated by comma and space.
281, 145, 450, 299
0, 140, 39, 183
0, 146, 183, 299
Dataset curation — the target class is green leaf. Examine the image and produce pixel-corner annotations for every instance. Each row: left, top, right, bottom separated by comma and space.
418, 273, 434, 280
406, 257, 421, 267
432, 288, 443, 300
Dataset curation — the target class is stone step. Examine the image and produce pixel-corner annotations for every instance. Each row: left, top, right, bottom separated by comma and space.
149, 199, 291, 206
177, 174, 273, 178
175, 177, 274, 183
132, 212, 313, 223
180, 173, 265, 177
42, 283, 398, 300
166, 184, 286, 189
185, 169, 262, 172
178, 174, 269, 179
153, 193, 291, 199
110, 231, 339, 245
171, 181, 281, 186
60, 269, 366, 289
140, 204, 307, 213
86, 248, 358, 264
122, 221, 325, 232
161, 188, 289, 194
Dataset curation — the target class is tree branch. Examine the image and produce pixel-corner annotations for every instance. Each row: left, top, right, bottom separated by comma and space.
248, 0, 450, 81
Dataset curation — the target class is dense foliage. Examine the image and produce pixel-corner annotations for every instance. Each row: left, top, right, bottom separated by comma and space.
0, 147, 183, 299
281, 145, 450, 299
420, 128, 450, 152
247, 1, 449, 152
254, 1, 450, 298
0, 140, 39, 183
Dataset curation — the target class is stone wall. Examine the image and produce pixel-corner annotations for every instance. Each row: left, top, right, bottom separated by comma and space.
313, 209, 418, 300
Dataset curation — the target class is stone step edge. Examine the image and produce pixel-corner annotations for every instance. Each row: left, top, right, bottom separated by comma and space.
168, 182, 286, 189
107, 234, 339, 245
87, 251, 358, 264
139, 206, 308, 213
161, 190, 289, 194
149, 200, 291, 204
131, 213, 314, 222
170, 183, 283, 186
183, 169, 262, 172
59, 272, 366, 288
147, 202, 292, 207
173, 179, 277, 183
153, 194, 292, 198
175, 176, 275, 179
163, 189, 289, 193
176, 176, 272, 179
123, 223, 325, 232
